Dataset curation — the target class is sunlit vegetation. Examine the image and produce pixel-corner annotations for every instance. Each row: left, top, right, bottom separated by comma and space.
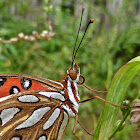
0, 0, 140, 139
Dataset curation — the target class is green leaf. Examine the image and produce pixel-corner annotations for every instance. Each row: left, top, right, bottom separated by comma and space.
93, 56, 140, 140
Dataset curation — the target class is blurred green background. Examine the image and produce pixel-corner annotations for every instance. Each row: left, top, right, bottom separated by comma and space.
0, 0, 140, 139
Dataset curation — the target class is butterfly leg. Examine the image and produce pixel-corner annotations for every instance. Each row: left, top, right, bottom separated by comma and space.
82, 83, 107, 93
73, 115, 80, 140
77, 119, 92, 136
79, 96, 127, 108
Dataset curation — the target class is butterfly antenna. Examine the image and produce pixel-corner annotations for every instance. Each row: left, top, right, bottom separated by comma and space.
73, 19, 94, 62
71, 7, 85, 69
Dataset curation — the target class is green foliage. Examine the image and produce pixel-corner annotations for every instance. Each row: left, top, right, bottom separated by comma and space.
0, 0, 140, 139
93, 57, 140, 140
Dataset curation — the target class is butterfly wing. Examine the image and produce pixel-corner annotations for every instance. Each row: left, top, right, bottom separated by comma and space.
0, 90, 69, 140
0, 73, 64, 98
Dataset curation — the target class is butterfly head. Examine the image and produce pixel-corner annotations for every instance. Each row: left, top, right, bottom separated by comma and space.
67, 63, 80, 82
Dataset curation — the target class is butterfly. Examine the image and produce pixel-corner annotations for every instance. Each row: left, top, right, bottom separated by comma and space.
0, 8, 118, 140
0, 7, 134, 139
0, 64, 95, 140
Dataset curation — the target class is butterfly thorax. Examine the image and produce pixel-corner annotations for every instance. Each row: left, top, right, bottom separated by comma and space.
61, 65, 80, 116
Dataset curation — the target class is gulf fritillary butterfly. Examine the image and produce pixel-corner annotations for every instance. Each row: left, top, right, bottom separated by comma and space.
0, 8, 126, 140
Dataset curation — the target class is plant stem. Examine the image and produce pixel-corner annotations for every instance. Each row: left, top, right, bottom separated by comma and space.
108, 109, 131, 140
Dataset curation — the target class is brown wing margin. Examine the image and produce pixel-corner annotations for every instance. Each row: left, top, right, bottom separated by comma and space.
0, 90, 69, 140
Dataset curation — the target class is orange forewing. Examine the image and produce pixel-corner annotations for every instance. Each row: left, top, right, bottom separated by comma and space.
0, 78, 51, 98
0, 73, 64, 98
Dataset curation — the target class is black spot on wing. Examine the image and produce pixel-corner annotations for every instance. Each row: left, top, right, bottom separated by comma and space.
0, 78, 7, 87
21, 78, 32, 90
10, 86, 20, 95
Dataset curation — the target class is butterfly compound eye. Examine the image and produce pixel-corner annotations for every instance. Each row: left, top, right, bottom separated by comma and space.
69, 70, 77, 80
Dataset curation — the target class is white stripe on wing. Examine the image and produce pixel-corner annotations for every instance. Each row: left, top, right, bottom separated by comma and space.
18, 95, 39, 103
57, 112, 69, 140
16, 107, 51, 129
43, 108, 60, 130
1, 107, 20, 126
39, 92, 65, 101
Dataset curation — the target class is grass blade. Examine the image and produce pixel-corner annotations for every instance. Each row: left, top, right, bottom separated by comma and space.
93, 56, 140, 140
